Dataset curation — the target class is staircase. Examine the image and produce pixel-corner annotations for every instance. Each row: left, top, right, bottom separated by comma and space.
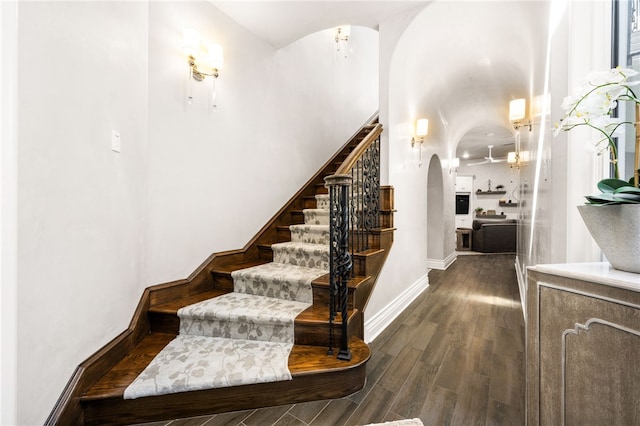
46, 115, 395, 425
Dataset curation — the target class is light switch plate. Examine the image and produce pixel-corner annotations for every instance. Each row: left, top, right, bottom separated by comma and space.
111, 130, 121, 153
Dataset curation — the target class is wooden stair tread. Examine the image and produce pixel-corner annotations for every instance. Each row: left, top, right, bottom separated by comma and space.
288, 336, 370, 374
312, 274, 369, 290
369, 227, 397, 234
296, 305, 358, 324
83, 332, 176, 400
354, 248, 385, 257
210, 260, 270, 275
149, 289, 229, 314
82, 333, 369, 401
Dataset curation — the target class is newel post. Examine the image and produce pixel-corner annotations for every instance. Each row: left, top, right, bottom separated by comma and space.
324, 173, 352, 361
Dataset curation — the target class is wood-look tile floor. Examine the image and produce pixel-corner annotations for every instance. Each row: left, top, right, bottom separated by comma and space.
132, 254, 524, 426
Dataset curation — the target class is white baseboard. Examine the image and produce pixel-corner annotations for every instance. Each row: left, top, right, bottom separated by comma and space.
425, 251, 457, 270
364, 273, 430, 343
514, 255, 526, 318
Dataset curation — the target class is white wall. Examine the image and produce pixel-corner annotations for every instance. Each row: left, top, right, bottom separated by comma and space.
516, 0, 612, 294
146, 2, 379, 284
16, 3, 149, 424
457, 161, 519, 220
14, 2, 379, 423
1, 1, 18, 424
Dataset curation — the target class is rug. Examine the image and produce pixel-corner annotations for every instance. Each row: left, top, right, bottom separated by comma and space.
124, 194, 330, 400
123, 335, 293, 399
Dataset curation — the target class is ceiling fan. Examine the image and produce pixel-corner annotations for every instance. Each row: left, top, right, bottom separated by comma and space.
467, 145, 507, 166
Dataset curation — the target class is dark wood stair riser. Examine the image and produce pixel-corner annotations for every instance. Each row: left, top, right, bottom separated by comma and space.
303, 195, 329, 209
311, 275, 371, 310
148, 312, 180, 334
258, 244, 274, 262
294, 311, 361, 347
379, 210, 394, 228
210, 271, 234, 291
353, 249, 386, 277
312, 285, 356, 310
276, 225, 291, 240
290, 210, 306, 223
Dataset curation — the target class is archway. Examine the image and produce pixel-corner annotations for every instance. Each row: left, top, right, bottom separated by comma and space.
426, 154, 446, 266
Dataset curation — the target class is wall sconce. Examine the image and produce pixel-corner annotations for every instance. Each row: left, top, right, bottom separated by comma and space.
508, 150, 530, 169
509, 98, 532, 131
183, 28, 224, 110
411, 118, 429, 166
334, 26, 350, 58
450, 157, 460, 174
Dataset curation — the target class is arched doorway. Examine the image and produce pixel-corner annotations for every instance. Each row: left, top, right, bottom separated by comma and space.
426, 154, 446, 266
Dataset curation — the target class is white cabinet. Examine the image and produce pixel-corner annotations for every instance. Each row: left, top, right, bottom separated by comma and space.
455, 176, 474, 231
455, 216, 472, 229
455, 176, 473, 192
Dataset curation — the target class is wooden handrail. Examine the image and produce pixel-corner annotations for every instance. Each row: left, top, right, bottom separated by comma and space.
333, 124, 383, 176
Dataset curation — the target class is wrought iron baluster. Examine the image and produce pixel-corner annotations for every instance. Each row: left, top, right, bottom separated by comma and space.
324, 175, 352, 360
324, 128, 382, 361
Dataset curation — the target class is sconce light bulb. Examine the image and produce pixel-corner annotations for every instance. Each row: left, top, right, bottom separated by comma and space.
416, 118, 429, 137
509, 98, 526, 122
208, 43, 224, 72
183, 28, 201, 58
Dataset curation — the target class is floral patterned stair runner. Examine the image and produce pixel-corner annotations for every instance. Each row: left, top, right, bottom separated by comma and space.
123, 194, 330, 399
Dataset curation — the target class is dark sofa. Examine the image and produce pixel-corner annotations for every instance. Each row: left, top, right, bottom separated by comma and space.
471, 219, 517, 253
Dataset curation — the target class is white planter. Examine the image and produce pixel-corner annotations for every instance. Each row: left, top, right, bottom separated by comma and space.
578, 204, 640, 274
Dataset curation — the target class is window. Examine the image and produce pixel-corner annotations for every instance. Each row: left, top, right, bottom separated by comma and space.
613, 0, 639, 180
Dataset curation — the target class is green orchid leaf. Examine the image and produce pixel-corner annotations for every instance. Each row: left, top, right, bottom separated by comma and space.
598, 178, 631, 193
614, 186, 640, 195
586, 193, 618, 203
585, 192, 640, 204
612, 193, 640, 202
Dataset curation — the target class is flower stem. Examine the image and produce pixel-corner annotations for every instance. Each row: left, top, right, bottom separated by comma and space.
585, 122, 619, 179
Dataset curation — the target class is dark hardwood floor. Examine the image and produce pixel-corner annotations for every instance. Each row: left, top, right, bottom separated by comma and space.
131, 254, 524, 426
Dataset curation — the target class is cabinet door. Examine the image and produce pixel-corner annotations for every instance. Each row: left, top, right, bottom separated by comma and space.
455, 216, 470, 229
527, 271, 640, 426
455, 176, 473, 192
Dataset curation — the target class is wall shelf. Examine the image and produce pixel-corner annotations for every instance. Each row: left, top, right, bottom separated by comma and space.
476, 190, 506, 195
499, 202, 518, 207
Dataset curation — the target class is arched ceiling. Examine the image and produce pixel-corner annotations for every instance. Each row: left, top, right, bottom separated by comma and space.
210, 1, 424, 48
390, 0, 547, 159
210, 1, 547, 160
456, 126, 514, 160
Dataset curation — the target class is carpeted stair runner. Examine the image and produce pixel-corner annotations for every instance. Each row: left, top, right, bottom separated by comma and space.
124, 194, 330, 399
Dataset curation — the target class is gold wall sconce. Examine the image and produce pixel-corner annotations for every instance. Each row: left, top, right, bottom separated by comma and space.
508, 150, 530, 169
509, 98, 532, 131
411, 118, 429, 166
450, 157, 460, 174
183, 28, 224, 110
334, 26, 351, 58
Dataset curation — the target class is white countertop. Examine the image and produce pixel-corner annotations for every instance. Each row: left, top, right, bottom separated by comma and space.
530, 262, 640, 293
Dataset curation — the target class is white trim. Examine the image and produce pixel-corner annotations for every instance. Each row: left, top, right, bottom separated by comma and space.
515, 255, 526, 319
425, 251, 457, 270
364, 272, 430, 343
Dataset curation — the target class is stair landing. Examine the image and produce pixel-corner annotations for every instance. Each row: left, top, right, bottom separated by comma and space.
81, 333, 370, 425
